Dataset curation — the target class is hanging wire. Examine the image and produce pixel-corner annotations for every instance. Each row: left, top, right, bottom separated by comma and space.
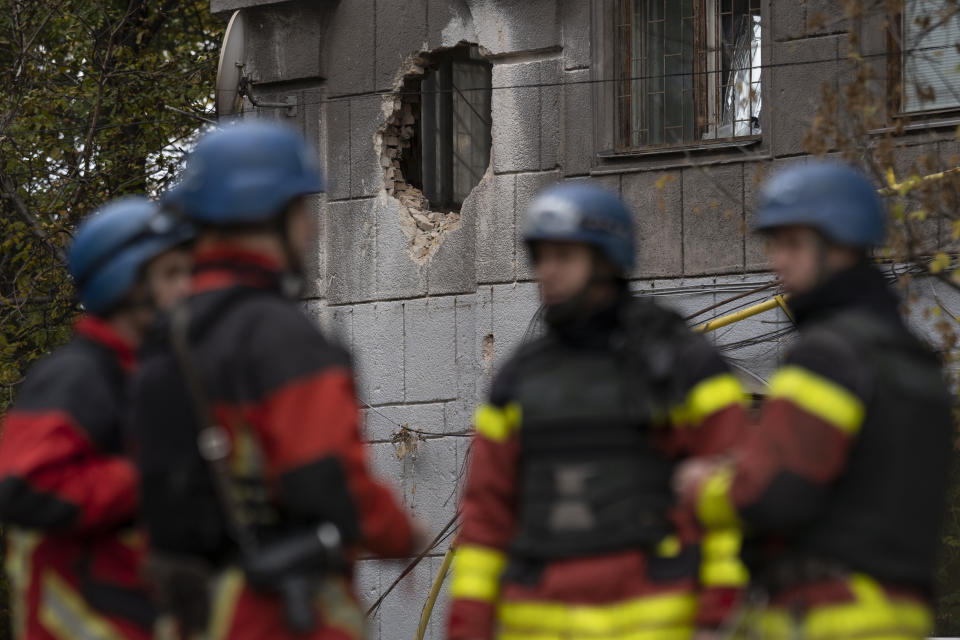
365, 511, 460, 617
9, 40, 942, 138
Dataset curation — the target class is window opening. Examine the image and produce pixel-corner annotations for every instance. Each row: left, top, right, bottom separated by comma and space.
616, 0, 762, 150
380, 44, 491, 263
392, 44, 491, 212
900, 0, 960, 113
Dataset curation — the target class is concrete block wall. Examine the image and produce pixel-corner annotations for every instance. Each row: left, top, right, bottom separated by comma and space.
215, 1, 958, 638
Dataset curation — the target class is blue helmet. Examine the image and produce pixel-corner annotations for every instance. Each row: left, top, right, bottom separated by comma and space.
69, 197, 194, 314
753, 161, 886, 247
523, 182, 636, 271
163, 121, 324, 225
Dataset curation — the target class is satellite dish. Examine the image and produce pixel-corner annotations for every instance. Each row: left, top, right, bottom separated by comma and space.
215, 11, 246, 118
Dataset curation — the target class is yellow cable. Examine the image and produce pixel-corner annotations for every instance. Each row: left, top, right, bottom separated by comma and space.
415, 545, 455, 640
693, 296, 787, 333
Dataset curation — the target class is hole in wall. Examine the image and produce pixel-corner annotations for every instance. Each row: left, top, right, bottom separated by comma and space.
379, 43, 492, 264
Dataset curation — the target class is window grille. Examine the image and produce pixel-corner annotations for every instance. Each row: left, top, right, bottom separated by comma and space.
418, 46, 491, 210
900, 0, 960, 113
616, 0, 762, 150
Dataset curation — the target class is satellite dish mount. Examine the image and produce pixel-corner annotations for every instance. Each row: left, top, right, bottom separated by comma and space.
216, 11, 297, 118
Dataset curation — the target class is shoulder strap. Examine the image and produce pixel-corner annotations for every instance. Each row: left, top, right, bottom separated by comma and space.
618, 297, 689, 409
168, 304, 260, 557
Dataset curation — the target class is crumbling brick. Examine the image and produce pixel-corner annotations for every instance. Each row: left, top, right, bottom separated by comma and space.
377, 52, 463, 265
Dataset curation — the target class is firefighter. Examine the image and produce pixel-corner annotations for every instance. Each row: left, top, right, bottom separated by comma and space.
447, 182, 750, 640
128, 121, 423, 640
676, 161, 954, 639
0, 196, 193, 640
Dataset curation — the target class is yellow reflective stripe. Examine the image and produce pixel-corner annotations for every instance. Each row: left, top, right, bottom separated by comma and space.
474, 403, 522, 443
39, 571, 126, 640
499, 626, 693, 640
230, 426, 263, 476
700, 558, 749, 588
209, 567, 245, 640
655, 535, 681, 558
743, 574, 933, 640
700, 529, 749, 588
805, 574, 932, 639
316, 576, 365, 640
768, 366, 866, 436
5, 528, 39, 640
451, 544, 508, 602
701, 529, 741, 559
498, 592, 697, 636
695, 466, 739, 529
675, 374, 748, 427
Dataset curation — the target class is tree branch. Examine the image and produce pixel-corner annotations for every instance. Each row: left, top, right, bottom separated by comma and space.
0, 175, 67, 265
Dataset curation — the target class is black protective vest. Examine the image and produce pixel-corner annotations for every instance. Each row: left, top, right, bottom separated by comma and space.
507, 300, 686, 560
774, 310, 953, 590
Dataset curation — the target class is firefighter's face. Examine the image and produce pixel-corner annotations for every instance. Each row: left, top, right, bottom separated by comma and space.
533, 241, 595, 306
284, 197, 318, 272
144, 247, 193, 311
764, 226, 825, 295
765, 225, 863, 294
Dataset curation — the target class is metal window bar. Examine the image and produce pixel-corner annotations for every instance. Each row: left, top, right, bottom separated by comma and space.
451, 62, 491, 206
618, 0, 762, 149
420, 48, 491, 210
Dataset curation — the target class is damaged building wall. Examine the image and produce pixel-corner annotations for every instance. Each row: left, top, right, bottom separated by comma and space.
208, 1, 960, 639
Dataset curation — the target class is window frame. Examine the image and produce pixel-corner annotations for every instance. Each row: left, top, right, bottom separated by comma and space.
413, 45, 492, 211
886, 0, 960, 121
593, 0, 768, 159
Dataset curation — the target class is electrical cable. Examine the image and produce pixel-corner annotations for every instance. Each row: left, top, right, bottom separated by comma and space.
365, 512, 459, 617
161, 41, 960, 116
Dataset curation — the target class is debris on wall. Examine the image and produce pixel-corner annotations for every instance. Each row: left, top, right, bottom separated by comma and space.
482, 333, 494, 362
378, 52, 464, 265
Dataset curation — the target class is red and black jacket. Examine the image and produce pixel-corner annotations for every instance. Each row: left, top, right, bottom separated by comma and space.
691, 264, 953, 598
0, 315, 153, 639
130, 246, 413, 576
449, 291, 750, 640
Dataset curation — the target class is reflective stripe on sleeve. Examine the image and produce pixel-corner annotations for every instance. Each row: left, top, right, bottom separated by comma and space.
699, 529, 749, 588
695, 466, 739, 529
768, 366, 866, 436
474, 403, 522, 443
39, 570, 126, 640
670, 373, 747, 428
209, 567, 245, 640
5, 528, 39, 640
450, 544, 508, 603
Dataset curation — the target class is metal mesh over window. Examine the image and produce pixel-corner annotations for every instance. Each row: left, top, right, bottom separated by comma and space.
901, 0, 960, 113
617, 0, 762, 150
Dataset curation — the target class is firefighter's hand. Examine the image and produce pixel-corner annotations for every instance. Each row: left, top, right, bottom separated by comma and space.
673, 458, 720, 503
